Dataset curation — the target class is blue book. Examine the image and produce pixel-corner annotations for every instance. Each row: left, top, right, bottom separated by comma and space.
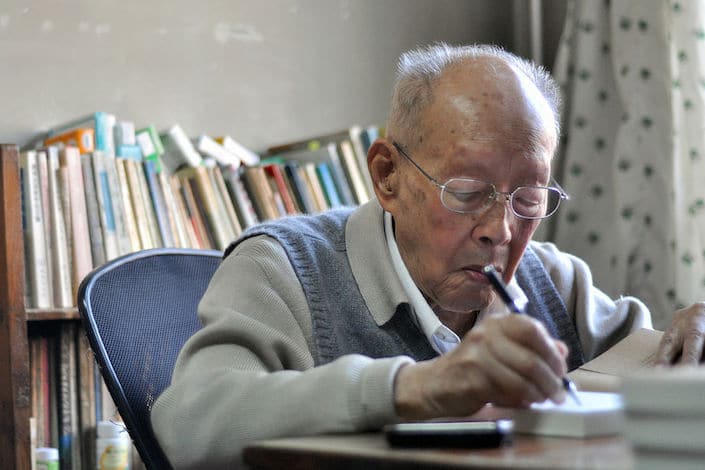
143, 160, 174, 247
315, 163, 342, 208
116, 144, 142, 161
91, 152, 119, 261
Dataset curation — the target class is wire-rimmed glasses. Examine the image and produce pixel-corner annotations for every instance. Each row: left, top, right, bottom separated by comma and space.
392, 142, 569, 220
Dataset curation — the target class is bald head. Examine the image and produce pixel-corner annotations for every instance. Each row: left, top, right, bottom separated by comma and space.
386, 44, 560, 155
418, 56, 558, 159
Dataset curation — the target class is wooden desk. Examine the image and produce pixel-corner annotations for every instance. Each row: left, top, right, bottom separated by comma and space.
243, 432, 632, 469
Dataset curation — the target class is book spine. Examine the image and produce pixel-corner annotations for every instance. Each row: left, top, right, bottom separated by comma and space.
137, 161, 164, 247
264, 164, 298, 215
303, 162, 329, 212
46, 147, 73, 308
339, 139, 370, 205
223, 166, 259, 229
349, 125, 375, 196
210, 165, 243, 237
90, 152, 119, 261
30, 336, 47, 448
169, 177, 201, 248
57, 323, 79, 469
242, 166, 280, 221
325, 143, 355, 206
315, 162, 343, 208
124, 159, 154, 249
176, 178, 207, 249
41, 335, 52, 447
158, 170, 189, 248
104, 153, 132, 256
76, 330, 96, 468
20, 150, 51, 308
36, 150, 55, 306
284, 162, 316, 214
80, 154, 106, 268
193, 166, 231, 250
115, 158, 142, 252
182, 175, 216, 249
59, 147, 93, 287
144, 159, 175, 247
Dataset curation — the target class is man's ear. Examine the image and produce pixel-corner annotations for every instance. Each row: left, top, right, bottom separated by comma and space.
367, 139, 398, 205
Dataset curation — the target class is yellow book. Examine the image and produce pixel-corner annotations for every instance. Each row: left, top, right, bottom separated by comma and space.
123, 159, 154, 249
303, 162, 328, 212
115, 158, 142, 252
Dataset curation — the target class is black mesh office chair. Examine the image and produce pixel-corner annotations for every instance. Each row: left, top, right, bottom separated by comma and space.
77, 248, 222, 470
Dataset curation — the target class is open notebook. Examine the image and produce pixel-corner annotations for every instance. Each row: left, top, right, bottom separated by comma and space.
567, 328, 662, 392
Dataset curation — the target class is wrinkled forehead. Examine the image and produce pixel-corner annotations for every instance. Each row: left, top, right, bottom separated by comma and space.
420, 57, 557, 160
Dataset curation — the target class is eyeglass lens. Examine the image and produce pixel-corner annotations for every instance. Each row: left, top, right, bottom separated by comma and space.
440, 179, 562, 219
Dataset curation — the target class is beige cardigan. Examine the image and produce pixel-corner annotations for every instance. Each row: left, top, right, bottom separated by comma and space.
151, 200, 652, 469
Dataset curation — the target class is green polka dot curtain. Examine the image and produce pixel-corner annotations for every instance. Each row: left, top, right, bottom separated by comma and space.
548, 0, 705, 329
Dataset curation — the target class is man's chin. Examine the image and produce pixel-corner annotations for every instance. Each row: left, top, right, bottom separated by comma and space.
438, 296, 491, 315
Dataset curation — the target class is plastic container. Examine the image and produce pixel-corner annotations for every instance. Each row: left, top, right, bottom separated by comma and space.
96, 420, 131, 470
35, 447, 59, 470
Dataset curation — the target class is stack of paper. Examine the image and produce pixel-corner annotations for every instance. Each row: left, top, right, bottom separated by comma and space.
621, 367, 705, 469
512, 391, 624, 438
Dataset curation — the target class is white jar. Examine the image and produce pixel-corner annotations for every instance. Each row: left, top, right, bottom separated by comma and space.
96, 420, 131, 470
35, 447, 59, 470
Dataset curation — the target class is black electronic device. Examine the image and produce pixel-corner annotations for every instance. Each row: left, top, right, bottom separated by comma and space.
384, 420, 512, 448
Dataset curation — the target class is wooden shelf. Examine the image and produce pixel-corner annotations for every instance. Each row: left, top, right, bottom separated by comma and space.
0, 143, 31, 469
25, 308, 79, 321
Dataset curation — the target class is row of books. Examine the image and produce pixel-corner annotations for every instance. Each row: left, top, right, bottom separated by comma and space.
22, 111, 380, 309
28, 322, 121, 470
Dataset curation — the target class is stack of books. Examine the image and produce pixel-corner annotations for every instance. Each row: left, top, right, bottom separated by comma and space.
621, 367, 705, 469
22, 112, 380, 310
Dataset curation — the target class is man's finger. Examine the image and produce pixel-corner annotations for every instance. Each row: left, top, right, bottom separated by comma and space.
655, 330, 680, 365
679, 328, 705, 365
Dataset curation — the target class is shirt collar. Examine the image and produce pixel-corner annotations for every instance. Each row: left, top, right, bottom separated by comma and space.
383, 211, 527, 354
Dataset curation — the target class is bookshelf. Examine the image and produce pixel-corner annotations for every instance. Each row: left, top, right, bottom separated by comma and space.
0, 143, 32, 469
0, 143, 84, 468
0, 121, 376, 468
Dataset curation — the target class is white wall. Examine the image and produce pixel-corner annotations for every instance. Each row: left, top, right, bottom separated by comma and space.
0, 0, 513, 152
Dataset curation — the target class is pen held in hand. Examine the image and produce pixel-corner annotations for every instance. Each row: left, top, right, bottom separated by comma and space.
481, 265, 582, 406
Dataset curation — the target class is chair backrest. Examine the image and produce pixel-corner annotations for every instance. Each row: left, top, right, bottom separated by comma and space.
77, 248, 222, 470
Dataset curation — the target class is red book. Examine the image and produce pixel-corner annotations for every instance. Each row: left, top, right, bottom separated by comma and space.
263, 164, 298, 215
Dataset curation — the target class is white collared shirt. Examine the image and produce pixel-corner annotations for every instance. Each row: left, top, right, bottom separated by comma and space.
383, 211, 528, 355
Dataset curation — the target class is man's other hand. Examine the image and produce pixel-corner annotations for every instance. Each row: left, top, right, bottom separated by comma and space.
656, 302, 705, 365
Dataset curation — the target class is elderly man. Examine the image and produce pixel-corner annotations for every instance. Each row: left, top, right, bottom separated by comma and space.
151, 43, 705, 468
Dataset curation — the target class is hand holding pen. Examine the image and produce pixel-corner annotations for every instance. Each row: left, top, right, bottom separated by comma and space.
482, 265, 582, 406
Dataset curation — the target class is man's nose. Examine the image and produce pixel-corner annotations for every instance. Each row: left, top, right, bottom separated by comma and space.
473, 195, 513, 246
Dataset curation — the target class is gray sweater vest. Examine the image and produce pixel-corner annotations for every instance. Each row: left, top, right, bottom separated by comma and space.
225, 209, 585, 371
